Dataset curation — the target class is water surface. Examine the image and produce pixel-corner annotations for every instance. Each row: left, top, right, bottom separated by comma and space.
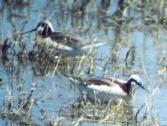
0, 0, 167, 125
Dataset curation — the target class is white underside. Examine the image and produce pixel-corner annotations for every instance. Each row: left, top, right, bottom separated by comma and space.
38, 37, 74, 51
87, 84, 127, 96
35, 37, 107, 56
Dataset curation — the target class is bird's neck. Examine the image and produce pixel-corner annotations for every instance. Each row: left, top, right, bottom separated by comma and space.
118, 81, 132, 96
126, 79, 135, 95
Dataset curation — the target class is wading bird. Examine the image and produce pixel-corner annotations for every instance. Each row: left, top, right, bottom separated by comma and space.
22, 20, 107, 56
67, 74, 150, 104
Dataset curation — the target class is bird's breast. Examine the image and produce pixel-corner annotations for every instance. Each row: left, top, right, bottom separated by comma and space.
87, 84, 128, 96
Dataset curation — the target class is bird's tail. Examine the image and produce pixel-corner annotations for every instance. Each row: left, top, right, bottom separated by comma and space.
63, 74, 88, 94
80, 42, 108, 51
64, 42, 109, 56
63, 73, 84, 84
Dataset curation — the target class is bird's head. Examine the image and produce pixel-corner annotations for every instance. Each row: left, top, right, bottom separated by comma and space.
22, 20, 54, 38
127, 74, 150, 93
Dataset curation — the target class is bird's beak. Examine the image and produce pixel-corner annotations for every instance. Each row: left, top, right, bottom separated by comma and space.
21, 28, 37, 35
139, 84, 151, 93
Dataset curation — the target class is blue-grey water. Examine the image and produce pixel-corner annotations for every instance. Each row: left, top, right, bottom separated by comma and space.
0, 0, 167, 125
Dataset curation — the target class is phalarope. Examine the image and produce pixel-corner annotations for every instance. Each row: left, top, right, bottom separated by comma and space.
68, 74, 150, 103
22, 20, 108, 56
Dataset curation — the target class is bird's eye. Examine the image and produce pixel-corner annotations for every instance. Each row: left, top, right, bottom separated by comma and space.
41, 23, 45, 27
37, 22, 45, 27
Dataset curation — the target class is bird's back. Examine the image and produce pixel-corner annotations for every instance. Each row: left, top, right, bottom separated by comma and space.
49, 32, 84, 48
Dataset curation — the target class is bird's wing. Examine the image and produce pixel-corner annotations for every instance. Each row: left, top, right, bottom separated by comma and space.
85, 78, 127, 95
84, 78, 114, 87
49, 32, 84, 48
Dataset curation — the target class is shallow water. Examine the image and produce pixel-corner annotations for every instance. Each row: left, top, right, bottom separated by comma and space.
0, 0, 167, 125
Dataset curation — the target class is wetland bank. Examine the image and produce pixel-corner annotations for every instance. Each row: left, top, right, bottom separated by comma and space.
0, 0, 167, 125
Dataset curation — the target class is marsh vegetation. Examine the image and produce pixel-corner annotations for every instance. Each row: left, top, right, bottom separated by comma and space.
0, 0, 167, 125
